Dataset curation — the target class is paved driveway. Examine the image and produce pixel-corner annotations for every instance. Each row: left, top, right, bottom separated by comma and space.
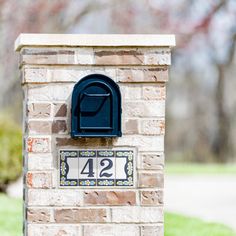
165, 175, 236, 230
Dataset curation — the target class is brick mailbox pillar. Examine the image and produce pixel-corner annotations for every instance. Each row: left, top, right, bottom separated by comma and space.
15, 34, 175, 236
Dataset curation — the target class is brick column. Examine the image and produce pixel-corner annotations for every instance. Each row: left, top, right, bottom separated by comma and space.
15, 34, 175, 236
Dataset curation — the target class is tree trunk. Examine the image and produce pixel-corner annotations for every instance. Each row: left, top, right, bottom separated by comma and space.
0, 183, 7, 193
212, 64, 231, 163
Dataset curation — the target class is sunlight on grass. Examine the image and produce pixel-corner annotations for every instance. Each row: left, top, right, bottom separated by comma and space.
0, 194, 22, 236
166, 163, 236, 175
165, 213, 236, 236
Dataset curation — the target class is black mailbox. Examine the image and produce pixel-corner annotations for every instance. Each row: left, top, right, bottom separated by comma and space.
71, 74, 122, 138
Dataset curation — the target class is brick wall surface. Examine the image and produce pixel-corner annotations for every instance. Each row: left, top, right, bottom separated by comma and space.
19, 45, 171, 236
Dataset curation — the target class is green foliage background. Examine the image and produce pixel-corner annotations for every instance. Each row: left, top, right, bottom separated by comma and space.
0, 115, 22, 191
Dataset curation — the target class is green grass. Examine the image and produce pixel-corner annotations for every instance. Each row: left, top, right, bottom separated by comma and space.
0, 194, 22, 236
0, 194, 235, 236
165, 212, 236, 236
166, 163, 236, 175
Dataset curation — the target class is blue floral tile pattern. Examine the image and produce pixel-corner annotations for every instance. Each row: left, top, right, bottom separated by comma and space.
59, 149, 134, 187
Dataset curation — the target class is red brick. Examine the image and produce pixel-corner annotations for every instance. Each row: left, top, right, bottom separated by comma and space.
138, 172, 164, 188
84, 191, 136, 206
143, 85, 166, 100
27, 137, 50, 153
117, 68, 168, 82
26, 172, 52, 188
28, 121, 51, 134
140, 190, 163, 205
141, 153, 164, 169
27, 103, 51, 118
27, 208, 50, 223
21, 48, 75, 65
52, 120, 67, 134
95, 50, 144, 65
54, 208, 107, 223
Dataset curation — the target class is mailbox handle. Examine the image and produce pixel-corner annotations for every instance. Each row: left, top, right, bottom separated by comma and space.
83, 92, 110, 97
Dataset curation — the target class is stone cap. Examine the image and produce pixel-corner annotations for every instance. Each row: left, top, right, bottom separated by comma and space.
15, 34, 175, 51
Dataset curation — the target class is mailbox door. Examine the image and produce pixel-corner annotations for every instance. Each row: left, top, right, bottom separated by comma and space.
79, 82, 112, 130
71, 74, 121, 138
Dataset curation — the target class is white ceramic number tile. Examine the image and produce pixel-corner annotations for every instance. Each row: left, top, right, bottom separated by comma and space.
116, 157, 127, 179
67, 157, 79, 179
79, 157, 97, 186
59, 149, 135, 187
97, 157, 115, 179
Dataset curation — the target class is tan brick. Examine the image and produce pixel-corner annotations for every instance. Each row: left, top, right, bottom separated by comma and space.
53, 103, 67, 117
22, 48, 91, 65
95, 50, 144, 65
117, 68, 168, 83
49, 68, 117, 83
28, 121, 51, 135
143, 85, 166, 100
123, 101, 165, 118
28, 153, 53, 171
26, 84, 74, 101
54, 208, 107, 223
27, 103, 51, 118
144, 48, 171, 65
75, 48, 94, 64
140, 190, 163, 205
112, 207, 163, 223
26, 172, 52, 188
119, 85, 142, 100
21, 48, 76, 65
138, 172, 164, 188
19, 40, 173, 235
56, 137, 112, 147
84, 225, 140, 236
28, 224, 81, 236
141, 119, 165, 135
140, 153, 164, 170
113, 135, 164, 152
27, 137, 51, 153
52, 120, 67, 134
27, 208, 50, 223
141, 225, 164, 236
24, 67, 48, 83
84, 191, 136, 206
49, 68, 82, 82
21, 47, 171, 66
28, 189, 82, 206
123, 119, 139, 134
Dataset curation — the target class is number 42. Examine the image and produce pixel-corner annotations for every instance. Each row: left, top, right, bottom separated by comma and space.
80, 158, 113, 178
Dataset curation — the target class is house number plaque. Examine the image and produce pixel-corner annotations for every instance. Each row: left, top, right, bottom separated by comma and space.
59, 149, 134, 187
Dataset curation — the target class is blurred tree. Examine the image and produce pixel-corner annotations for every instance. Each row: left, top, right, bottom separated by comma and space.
110, 0, 236, 162
0, 114, 22, 192
0, 0, 236, 163
0, 0, 109, 119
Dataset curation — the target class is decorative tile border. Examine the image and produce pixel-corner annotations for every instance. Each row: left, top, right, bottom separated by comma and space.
59, 149, 134, 187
